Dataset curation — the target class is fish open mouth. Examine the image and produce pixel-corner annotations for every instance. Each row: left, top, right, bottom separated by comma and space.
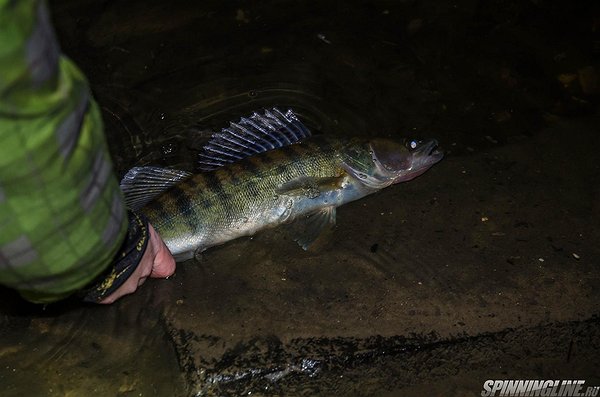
416, 139, 444, 162
390, 138, 444, 184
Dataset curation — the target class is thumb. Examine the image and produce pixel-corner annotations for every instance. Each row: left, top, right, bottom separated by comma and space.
147, 223, 176, 278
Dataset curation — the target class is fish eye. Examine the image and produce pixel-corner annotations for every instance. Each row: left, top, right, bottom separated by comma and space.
406, 139, 419, 150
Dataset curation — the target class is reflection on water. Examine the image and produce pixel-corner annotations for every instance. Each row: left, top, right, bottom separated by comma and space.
1, 0, 599, 396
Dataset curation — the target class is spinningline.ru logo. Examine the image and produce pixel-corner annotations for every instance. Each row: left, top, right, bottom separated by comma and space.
481, 380, 599, 397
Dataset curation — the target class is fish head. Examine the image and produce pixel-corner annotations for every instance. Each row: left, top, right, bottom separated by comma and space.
342, 138, 443, 189
371, 138, 444, 184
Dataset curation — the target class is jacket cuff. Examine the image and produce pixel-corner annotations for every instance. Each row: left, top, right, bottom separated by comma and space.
79, 211, 149, 303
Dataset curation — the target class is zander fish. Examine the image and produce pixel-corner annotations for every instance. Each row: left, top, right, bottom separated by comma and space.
121, 108, 443, 260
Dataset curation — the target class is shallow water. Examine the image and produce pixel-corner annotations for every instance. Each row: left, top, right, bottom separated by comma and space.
1, 0, 599, 396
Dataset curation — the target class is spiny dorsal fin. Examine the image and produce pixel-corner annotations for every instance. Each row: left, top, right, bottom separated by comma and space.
197, 107, 312, 171
120, 166, 192, 211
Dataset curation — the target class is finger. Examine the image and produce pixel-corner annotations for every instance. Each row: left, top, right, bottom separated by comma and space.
151, 241, 176, 278
148, 224, 176, 278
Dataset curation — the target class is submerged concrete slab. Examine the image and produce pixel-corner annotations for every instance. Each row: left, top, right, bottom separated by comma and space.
159, 118, 600, 395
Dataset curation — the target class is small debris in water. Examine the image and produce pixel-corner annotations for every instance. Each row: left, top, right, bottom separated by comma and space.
572, 253, 580, 260
481, 216, 489, 222
538, 258, 545, 262
317, 33, 332, 44
485, 135, 498, 144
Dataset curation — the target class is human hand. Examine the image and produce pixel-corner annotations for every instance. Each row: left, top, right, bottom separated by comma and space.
100, 223, 176, 304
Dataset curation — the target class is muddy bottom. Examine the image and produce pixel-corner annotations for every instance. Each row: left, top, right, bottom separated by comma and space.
1, 0, 599, 396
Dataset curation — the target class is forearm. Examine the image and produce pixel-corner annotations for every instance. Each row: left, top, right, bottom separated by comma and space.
0, 0, 128, 303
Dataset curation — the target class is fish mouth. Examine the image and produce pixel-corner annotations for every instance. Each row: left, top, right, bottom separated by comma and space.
415, 139, 444, 161
391, 139, 444, 184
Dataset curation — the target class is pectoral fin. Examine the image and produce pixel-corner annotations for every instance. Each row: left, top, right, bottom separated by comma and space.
292, 206, 337, 250
276, 176, 345, 198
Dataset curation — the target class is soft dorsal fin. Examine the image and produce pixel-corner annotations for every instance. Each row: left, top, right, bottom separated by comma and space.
120, 166, 192, 211
197, 107, 312, 171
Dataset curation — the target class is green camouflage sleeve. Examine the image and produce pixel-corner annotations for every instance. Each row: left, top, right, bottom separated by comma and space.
0, 0, 128, 303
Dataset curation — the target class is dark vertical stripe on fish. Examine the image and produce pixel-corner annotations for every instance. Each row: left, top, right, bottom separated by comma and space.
188, 174, 213, 210
203, 172, 233, 219
286, 143, 312, 175
219, 165, 239, 186
247, 154, 266, 171
241, 155, 260, 176
170, 185, 197, 233
286, 141, 309, 160
145, 197, 171, 228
